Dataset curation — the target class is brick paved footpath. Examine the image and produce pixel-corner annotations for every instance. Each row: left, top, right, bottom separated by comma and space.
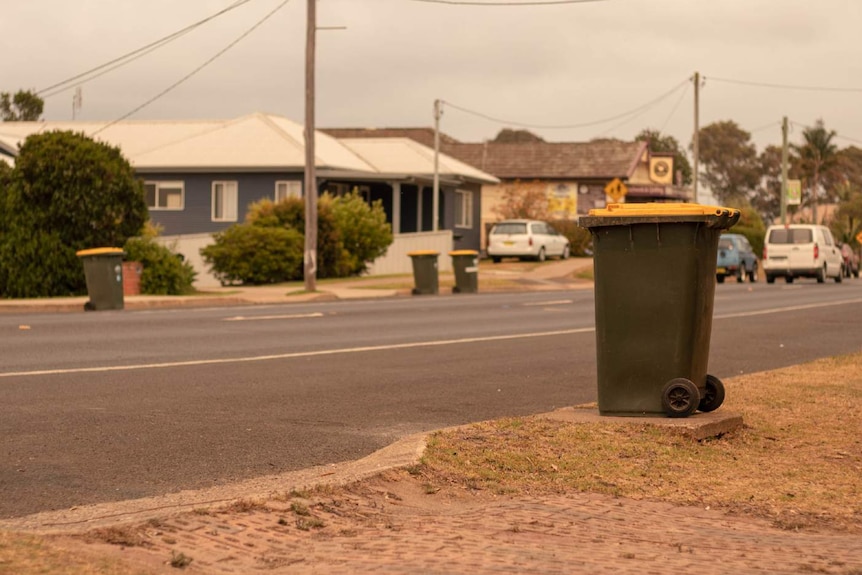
70, 473, 861, 575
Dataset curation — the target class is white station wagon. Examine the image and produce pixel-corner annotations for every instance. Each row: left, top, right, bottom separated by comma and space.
486, 219, 571, 263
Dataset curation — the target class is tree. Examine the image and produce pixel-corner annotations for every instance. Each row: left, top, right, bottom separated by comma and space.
0, 131, 148, 297
492, 129, 545, 143
1, 89, 44, 121
635, 128, 692, 185
493, 180, 551, 221
697, 121, 761, 205
793, 119, 838, 223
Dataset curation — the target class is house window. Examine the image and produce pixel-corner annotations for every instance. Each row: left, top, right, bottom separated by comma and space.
144, 181, 184, 210
212, 181, 238, 222
275, 180, 302, 202
454, 189, 473, 228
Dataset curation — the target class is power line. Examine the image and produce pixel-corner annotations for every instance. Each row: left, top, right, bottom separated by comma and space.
408, 0, 604, 5
706, 76, 862, 94
659, 82, 689, 133
92, 0, 290, 136
442, 79, 688, 131
38, 0, 255, 98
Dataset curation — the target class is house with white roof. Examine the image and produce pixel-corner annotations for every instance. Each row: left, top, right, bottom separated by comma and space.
0, 113, 497, 283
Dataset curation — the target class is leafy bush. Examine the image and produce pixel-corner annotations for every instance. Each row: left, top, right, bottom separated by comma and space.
201, 225, 304, 285
727, 204, 766, 257
0, 131, 147, 297
123, 236, 197, 295
551, 220, 592, 257
207, 192, 393, 284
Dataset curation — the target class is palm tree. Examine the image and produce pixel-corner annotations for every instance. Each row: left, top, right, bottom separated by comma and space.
792, 119, 838, 223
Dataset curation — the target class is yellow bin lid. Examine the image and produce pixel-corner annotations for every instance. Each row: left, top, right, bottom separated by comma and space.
588, 203, 738, 218
449, 250, 479, 256
76, 247, 125, 257
407, 250, 440, 256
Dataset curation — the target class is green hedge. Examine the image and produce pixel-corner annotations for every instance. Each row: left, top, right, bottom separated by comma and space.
123, 236, 197, 295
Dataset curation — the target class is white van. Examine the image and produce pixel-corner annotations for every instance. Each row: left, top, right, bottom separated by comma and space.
762, 224, 843, 284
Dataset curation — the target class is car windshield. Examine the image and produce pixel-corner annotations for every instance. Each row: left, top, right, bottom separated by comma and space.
769, 228, 813, 244
718, 238, 734, 250
492, 223, 528, 235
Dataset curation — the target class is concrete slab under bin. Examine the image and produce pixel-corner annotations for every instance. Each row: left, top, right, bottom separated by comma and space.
542, 405, 743, 441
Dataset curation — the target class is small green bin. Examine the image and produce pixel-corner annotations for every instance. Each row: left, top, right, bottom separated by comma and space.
449, 250, 479, 294
578, 203, 740, 418
76, 247, 126, 311
407, 250, 440, 295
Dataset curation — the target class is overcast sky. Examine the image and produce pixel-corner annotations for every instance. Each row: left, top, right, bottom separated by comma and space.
3, 0, 861, 155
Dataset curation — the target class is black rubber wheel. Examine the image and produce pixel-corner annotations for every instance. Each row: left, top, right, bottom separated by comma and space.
491, 257, 501, 264
748, 263, 758, 283
698, 374, 726, 413
766, 274, 775, 284
817, 265, 826, 283
785, 276, 794, 284
716, 275, 725, 284
835, 270, 842, 283
661, 378, 700, 418
736, 267, 745, 283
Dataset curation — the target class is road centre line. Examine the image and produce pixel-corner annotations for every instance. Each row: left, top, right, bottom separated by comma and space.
223, 312, 324, 322
713, 297, 862, 320
3, 297, 860, 380
0, 328, 595, 379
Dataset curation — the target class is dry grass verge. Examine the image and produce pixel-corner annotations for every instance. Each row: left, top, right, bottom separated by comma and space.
419, 352, 862, 533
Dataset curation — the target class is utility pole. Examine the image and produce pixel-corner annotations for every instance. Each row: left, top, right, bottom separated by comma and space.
432, 99, 442, 232
781, 116, 788, 225
692, 71, 700, 204
304, 0, 317, 293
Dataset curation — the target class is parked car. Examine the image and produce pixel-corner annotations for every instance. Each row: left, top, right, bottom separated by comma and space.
840, 242, 860, 278
716, 233, 758, 283
762, 224, 843, 284
486, 219, 570, 263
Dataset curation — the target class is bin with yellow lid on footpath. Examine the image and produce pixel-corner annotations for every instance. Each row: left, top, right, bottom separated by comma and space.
407, 250, 439, 295
449, 250, 479, 294
76, 247, 126, 311
578, 203, 740, 418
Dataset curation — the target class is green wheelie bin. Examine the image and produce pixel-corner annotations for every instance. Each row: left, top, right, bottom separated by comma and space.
578, 203, 740, 418
407, 250, 440, 295
449, 250, 479, 294
76, 247, 126, 311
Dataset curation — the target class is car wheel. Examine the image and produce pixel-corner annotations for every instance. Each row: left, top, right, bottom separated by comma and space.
536, 247, 546, 263
491, 257, 501, 264
766, 274, 775, 284
835, 269, 843, 283
716, 274, 725, 284
736, 267, 745, 283
748, 263, 758, 283
816, 265, 826, 283
698, 375, 726, 413
561, 245, 570, 260
785, 276, 794, 284
661, 378, 700, 418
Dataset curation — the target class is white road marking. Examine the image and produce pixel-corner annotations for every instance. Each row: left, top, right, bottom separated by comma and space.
523, 300, 573, 307
0, 328, 595, 379
4, 297, 860, 380
714, 297, 862, 320
223, 312, 324, 322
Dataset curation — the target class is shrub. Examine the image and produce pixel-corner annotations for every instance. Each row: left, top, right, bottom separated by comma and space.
330, 192, 392, 275
727, 205, 766, 257
201, 225, 304, 285
123, 236, 196, 295
0, 227, 82, 298
551, 220, 592, 257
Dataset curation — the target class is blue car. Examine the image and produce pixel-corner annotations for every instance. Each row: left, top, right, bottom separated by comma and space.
716, 233, 759, 283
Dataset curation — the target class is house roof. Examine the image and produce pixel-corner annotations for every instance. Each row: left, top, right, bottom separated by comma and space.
0, 114, 497, 183
322, 127, 649, 181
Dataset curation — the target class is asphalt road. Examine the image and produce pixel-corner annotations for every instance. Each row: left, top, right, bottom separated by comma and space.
1, 280, 861, 518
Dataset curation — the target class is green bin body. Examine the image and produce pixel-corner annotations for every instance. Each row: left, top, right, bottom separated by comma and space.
449, 250, 479, 294
407, 251, 439, 295
76, 248, 126, 311
579, 203, 739, 417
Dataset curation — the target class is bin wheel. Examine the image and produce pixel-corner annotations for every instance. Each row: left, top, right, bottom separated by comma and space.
661, 378, 700, 418
83, 301, 95, 312
698, 374, 726, 413
716, 274, 725, 284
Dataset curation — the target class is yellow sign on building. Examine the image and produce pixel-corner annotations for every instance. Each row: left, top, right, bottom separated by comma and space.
604, 178, 628, 203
